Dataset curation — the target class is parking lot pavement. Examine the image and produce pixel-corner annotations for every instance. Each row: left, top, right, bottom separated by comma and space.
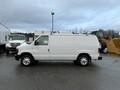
0, 54, 120, 90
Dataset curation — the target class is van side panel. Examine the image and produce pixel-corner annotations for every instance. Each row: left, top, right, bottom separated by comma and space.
49, 35, 100, 60
50, 35, 76, 60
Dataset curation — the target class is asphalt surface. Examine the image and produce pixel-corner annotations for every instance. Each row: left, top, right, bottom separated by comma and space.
0, 54, 120, 90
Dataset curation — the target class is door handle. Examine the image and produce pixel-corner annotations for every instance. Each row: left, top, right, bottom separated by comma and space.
48, 49, 50, 52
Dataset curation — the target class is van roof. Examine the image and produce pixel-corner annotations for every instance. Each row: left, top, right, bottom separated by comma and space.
39, 33, 95, 37
34, 31, 95, 36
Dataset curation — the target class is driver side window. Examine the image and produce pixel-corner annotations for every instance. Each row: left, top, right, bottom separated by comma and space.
35, 35, 48, 45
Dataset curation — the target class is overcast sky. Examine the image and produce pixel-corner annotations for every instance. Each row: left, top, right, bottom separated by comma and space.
0, 0, 120, 32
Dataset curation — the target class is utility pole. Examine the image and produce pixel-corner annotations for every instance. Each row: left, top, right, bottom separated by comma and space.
51, 12, 55, 35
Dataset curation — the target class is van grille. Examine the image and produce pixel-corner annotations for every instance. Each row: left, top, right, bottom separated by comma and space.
10, 43, 21, 48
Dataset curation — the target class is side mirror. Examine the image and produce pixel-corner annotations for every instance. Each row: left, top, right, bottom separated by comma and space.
34, 41, 39, 45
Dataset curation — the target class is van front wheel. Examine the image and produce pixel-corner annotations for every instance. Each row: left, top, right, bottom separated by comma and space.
21, 55, 33, 66
77, 55, 90, 66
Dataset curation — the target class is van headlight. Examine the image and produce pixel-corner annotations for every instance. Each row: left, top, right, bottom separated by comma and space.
6, 43, 11, 48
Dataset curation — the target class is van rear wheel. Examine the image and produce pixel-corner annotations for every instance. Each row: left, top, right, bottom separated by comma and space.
21, 55, 33, 66
77, 55, 90, 66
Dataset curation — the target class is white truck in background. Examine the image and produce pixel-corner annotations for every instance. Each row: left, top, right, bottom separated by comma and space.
6, 34, 25, 54
0, 25, 10, 53
15, 32, 102, 66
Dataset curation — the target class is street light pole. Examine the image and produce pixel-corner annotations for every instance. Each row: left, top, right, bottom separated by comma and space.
51, 12, 54, 35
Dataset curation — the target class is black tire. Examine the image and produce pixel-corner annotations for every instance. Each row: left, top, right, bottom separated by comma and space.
77, 55, 90, 66
6, 50, 9, 55
21, 54, 34, 66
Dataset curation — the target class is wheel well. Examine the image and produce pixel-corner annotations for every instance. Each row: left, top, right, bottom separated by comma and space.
21, 52, 34, 60
77, 53, 91, 61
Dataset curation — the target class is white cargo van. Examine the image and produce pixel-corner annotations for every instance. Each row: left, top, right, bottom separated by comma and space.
15, 33, 102, 66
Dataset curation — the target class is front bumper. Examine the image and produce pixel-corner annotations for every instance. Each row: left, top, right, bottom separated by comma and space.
6, 47, 17, 52
15, 54, 21, 61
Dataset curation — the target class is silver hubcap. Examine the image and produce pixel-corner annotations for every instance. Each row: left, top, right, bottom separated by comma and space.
22, 57, 31, 65
80, 57, 88, 65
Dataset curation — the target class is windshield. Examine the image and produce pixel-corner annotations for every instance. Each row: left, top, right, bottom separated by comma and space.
9, 35, 25, 40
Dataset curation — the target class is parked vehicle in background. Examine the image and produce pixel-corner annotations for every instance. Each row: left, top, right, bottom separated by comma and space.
102, 38, 120, 55
99, 39, 107, 54
0, 24, 10, 54
6, 34, 25, 54
15, 32, 102, 66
